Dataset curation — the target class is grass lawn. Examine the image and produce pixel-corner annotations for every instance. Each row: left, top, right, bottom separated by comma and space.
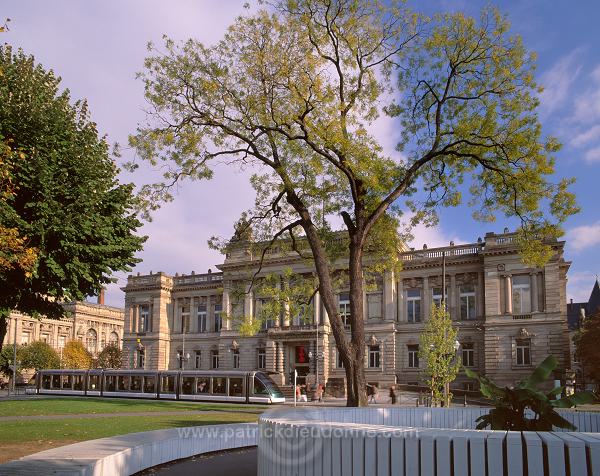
0, 411, 259, 463
0, 396, 266, 417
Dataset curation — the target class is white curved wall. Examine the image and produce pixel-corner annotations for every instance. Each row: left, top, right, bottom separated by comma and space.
258, 408, 600, 476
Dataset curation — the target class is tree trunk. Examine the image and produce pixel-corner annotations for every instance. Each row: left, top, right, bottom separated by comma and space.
0, 314, 7, 353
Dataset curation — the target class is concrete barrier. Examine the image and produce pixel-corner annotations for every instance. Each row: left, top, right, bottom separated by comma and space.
0, 422, 257, 476
258, 408, 600, 476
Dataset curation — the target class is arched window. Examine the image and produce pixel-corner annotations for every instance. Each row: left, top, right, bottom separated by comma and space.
109, 332, 119, 347
86, 329, 98, 354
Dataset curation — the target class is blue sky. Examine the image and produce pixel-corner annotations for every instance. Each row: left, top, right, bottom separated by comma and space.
3, 0, 599, 306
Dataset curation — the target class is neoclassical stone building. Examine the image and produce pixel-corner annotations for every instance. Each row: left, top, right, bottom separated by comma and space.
122, 230, 571, 393
3, 297, 124, 358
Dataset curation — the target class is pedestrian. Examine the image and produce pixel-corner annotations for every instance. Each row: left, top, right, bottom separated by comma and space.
389, 385, 397, 405
317, 383, 323, 402
296, 384, 301, 401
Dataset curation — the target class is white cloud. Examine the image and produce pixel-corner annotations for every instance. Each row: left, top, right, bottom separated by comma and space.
408, 222, 466, 249
583, 147, 600, 163
539, 50, 582, 117
566, 222, 600, 252
567, 271, 598, 303
571, 124, 600, 147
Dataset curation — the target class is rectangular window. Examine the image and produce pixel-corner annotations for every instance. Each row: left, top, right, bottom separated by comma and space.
214, 304, 222, 332
21, 333, 31, 345
257, 348, 266, 369
229, 377, 243, 397
407, 289, 421, 323
140, 305, 150, 332
197, 377, 209, 393
462, 342, 475, 367
516, 339, 531, 366
336, 349, 345, 369
181, 305, 190, 333
58, 335, 66, 349
181, 377, 194, 395
194, 350, 201, 369
232, 349, 240, 369
339, 293, 350, 326
512, 276, 531, 314
212, 376, 226, 394
368, 345, 381, 368
258, 299, 276, 329
211, 350, 219, 369
432, 287, 447, 308
367, 293, 382, 319
408, 344, 419, 368
460, 285, 476, 320
197, 305, 207, 333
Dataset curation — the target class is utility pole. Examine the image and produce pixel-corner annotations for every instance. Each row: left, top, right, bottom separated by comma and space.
12, 315, 17, 395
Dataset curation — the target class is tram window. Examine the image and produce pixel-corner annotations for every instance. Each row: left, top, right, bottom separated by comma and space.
144, 376, 156, 393
50, 375, 60, 389
118, 375, 129, 391
161, 375, 176, 393
106, 376, 117, 392
253, 378, 269, 395
131, 376, 142, 392
42, 375, 51, 389
229, 378, 243, 397
212, 377, 226, 394
196, 377, 209, 393
73, 375, 84, 391
181, 377, 194, 395
61, 375, 73, 390
88, 375, 100, 391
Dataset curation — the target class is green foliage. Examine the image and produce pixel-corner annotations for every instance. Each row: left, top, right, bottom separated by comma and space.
574, 311, 600, 386
96, 344, 123, 369
419, 304, 460, 406
0, 45, 145, 336
19, 341, 60, 370
465, 355, 594, 431
62, 340, 92, 369
0, 343, 22, 377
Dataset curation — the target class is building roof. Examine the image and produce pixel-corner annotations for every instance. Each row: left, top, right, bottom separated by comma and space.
588, 278, 600, 317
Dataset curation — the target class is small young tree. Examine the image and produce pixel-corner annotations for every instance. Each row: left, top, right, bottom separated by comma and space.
96, 344, 123, 369
0, 343, 22, 378
20, 341, 60, 370
419, 304, 460, 406
62, 340, 92, 369
574, 310, 600, 388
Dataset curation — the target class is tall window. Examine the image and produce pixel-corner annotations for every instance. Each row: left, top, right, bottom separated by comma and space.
177, 350, 185, 369
367, 293, 382, 319
516, 339, 531, 366
109, 332, 119, 347
512, 275, 531, 314
21, 333, 31, 345
58, 335, 66, 349
336, 349, 345, 368
86, 329, 98, 354
432, 287, 447, 308
460, 285, 476, 320
181, 305, 190, 333
137, 348, 145, 368
462, 342, 475, 367
258, 299, 276, 329
232, 349, 240, 368
407, 289, 421, 323
338, 293, 350, 326
407, 345, 419, 368
195, 350, 201, 369
368, 345, 381, 368
257, 348, 266, 369
214, 304, 223, 332
211, 350, 219, 369
197, 304, 207, 333
139, 305, 150, 332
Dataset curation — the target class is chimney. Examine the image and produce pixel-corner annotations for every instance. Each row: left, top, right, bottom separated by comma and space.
570, 298, 573, 304
97, 288, 105, 305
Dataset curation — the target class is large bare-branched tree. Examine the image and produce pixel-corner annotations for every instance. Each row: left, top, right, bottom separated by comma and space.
130, 0, 577, 406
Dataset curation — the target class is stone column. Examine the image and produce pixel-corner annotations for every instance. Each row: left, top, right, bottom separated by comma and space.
477, 272, 485, 319
384, 271, 396, 321
132, 305, 138, 333
530, 272, 538, 312
397, 278, 404, 322
244, 289, 253, 322
314, 291, 321, 325
423, 276, 430, 320
222, 284, 231, 331
505, 275, 513, 314
276, 342, 284, 373
449, 274, 457, 320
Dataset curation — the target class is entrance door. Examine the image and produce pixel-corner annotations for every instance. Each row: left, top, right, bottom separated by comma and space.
293, 344, 310, 385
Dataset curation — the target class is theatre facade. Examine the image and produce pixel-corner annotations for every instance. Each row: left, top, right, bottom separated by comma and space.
121, 230, 571, 394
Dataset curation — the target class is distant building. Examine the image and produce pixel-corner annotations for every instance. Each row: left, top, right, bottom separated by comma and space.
2, 291, 124, 364
122, 230, 571, 394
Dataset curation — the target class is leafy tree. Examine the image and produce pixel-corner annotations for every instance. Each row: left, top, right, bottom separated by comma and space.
419, 304, 460, 406
465, 355, 594, 430
0, 343, 22, 378
0, 45, 145, 350
96, 343, 123, 369
20, 341, 60, 370
574, 311, 600, 387
62, 340, 92, 369
130, 1, 577, 406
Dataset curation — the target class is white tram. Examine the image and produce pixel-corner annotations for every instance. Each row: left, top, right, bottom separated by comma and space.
34, 369, 285, 404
